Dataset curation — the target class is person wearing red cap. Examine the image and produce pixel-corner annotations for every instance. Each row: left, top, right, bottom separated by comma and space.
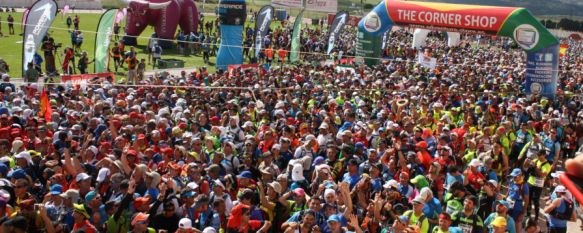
416, 141, 432, 170
227, 204, 271, 233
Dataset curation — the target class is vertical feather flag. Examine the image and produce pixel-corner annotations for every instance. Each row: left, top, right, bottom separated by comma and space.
39, 88, 52, 121
290, 9, 304, 63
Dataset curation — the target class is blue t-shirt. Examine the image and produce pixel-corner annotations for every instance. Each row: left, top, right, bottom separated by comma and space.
548, 199, 569, 228
342, 173, 361, 190
422, 197, 443, 219
507, 181, 529, 211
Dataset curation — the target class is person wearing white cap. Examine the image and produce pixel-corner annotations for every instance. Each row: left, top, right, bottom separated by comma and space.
177, 218, 193, 232
211, 179, 233, 214
544, 185, 573, 233
463, 159, 485, 192
293, 134, 316, 160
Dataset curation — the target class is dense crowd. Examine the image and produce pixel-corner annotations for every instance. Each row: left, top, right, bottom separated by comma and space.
0, 9, 582, 233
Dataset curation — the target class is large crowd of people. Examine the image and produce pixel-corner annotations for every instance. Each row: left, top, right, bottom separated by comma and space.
0, 7, 582, 233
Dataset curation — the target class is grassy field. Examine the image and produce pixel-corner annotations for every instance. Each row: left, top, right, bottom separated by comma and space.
0, 11, 231, 78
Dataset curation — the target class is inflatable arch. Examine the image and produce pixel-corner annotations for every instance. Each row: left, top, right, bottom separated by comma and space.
359, 0, 560, 97
412, 29, 460, 48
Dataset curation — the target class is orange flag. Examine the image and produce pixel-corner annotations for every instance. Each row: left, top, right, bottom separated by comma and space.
39, 88, 52, 121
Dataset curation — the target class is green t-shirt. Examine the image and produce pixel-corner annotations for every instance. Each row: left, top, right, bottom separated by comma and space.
404, 210, 430, 233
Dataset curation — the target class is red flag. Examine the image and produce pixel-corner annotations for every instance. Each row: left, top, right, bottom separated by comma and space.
39, 88, 52, 121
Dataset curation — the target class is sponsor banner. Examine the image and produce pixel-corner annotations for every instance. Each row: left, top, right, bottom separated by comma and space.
227, 64, 259, 77
356, 27, 382, 66
273, 0, 337, 12
218, 0, 247, 25
22, 0, 57, 76
272, 0, 302, 8
62, 72, 116, 90
327, 14, 361, 27
327, 11, 349, 54
290, 10, 304, 63
216, 0, 247, 69
386, 1, 517, 35
255, 6, 274, 57
417, 52, 436, 70
525, 44, 559, 97
94, 9, 117, 73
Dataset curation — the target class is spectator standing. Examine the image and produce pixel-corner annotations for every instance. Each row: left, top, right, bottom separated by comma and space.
73, 15, 80, 30
66, 15, 72, 29
126, 54, 139, 84
7, 15, 14, 35
151, 43, 162, 69
24, 62, 39, 83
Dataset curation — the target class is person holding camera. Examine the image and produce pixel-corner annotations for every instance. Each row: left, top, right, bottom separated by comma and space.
524, 150, 551, 222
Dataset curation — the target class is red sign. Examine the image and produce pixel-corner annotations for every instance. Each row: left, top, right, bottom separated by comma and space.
386, 1, 517, 34
328, 14, 361, 27
61, 72, 115, 87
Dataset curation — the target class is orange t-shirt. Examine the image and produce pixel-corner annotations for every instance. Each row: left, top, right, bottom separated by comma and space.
265, 48, 274, 58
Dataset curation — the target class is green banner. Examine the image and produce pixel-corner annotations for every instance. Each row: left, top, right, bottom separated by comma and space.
94, 9, 117, 73
290, 9, 304, 63
356, 27, 382, 66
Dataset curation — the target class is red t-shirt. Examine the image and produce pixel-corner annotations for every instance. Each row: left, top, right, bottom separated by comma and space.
464, 170, 485, 190
73, 220, 97, 233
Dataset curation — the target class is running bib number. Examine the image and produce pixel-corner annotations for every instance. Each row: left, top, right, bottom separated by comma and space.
459, 223, 473, 233
533, 177, 545, 187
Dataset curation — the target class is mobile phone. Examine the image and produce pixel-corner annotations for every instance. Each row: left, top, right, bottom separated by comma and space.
560, 173, 583, 204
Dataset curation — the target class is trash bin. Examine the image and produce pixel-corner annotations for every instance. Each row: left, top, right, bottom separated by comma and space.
157, 59, 185, 69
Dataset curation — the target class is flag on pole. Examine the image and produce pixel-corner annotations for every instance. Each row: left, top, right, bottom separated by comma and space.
94, 9, 117, 73
559, 44, 568, 57
39, 88, 52, 121
290, 9, 304, 63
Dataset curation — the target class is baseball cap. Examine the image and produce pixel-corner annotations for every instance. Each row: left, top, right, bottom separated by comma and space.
50, 184, 63, 195
75, 173, 91, 182
496, 200, 510, 209
293, 188, 306, 197
555, 185, 567, 193
491, 216, 507, 227
179, 218, 192, 229
131, 213, 149, 226
509, 168, 522, 177
327, 214, 341, 222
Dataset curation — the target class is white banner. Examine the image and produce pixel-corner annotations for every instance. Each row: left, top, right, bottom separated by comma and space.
417, 52, 436, 70
272, 0, 337, 13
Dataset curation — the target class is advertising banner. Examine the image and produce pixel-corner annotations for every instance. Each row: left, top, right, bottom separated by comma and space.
255, 6, 274, 57
359, 0, 560, 96
61, 72, 116, 90
384, 1, 516, 35
22, 0, 57, 76
216, 0, 247, 69
327, 11, 349, 55
273, 0, 337, 12
524, 44, 559, 97
328, 14, 361, 27
94, 9, 117, 73
290, 10, 304, 63
356, 27, 382, 66
228, 64, 259, 77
